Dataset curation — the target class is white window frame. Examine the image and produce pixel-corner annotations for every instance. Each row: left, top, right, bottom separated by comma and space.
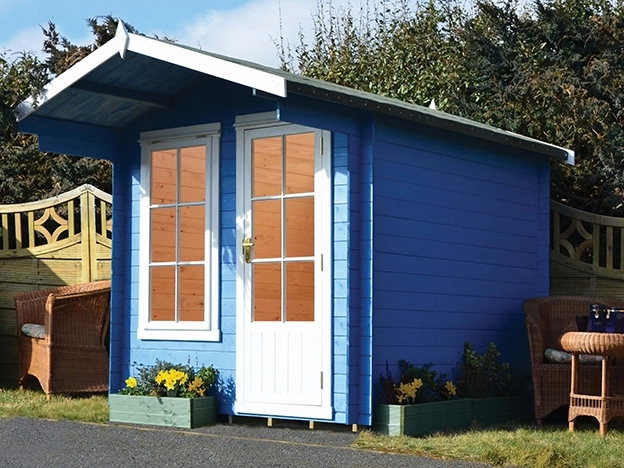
138, 123, 221, 341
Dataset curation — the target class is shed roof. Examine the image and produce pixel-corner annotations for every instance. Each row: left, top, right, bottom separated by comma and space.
17, 22, 573, 165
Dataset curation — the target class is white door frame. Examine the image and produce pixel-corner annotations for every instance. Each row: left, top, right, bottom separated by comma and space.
234, 113, 333, 420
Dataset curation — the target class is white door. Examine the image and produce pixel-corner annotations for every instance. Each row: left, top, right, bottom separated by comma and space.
235, 122, 332, 420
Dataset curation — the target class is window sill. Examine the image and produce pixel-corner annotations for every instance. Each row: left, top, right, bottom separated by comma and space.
137, 328, 221, 342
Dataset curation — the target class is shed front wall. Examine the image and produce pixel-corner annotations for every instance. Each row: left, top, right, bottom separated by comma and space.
106, 81, 366, 424
371, 121, 550, 381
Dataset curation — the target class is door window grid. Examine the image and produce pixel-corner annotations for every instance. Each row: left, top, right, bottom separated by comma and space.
251, 133, 315, 322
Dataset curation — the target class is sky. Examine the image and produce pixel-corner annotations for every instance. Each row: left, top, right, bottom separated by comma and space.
0, 0, 356, 68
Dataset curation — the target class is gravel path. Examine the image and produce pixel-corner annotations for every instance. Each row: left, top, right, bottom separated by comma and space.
0, 418, 494, 468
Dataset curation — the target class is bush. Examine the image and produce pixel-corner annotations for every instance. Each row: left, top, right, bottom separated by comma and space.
455, 342, 527, 398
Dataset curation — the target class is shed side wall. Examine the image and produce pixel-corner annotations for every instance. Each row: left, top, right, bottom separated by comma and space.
371, 121, 550, 380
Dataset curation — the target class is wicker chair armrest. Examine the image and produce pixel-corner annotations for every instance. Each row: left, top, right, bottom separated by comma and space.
45, 288, 111, 348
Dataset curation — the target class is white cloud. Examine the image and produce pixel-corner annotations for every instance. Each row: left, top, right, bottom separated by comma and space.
176, 0, 351, 67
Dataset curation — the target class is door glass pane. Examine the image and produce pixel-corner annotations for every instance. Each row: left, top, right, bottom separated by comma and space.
254, 263, 282, 321
180, 146, 206, 203
151, 266, 175, 321
286, 262, 314, 321
286, 133, 315, 194
179, 265, 204, 321
180, 206, 204, 262
253, 137, 282, 197
253, 200, 281, 259
151, 207, 176, 262
286, 197, 314, 257
151, 149, 177, 204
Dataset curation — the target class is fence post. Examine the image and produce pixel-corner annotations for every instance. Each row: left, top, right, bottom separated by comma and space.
80, 189, 97, 282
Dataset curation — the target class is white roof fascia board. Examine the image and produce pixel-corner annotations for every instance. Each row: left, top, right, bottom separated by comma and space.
116, 19, 130, 59
15, 32, 128, 122
125, 34, 287, 98
500, 129, 575, 165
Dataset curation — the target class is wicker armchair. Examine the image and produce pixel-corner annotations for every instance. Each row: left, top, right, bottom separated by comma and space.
15, 280, 111, 399
523, 295, 624, 425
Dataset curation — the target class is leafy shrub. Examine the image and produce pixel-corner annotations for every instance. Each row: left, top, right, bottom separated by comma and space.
378, 341, 529, 404
455, 342, 526, 398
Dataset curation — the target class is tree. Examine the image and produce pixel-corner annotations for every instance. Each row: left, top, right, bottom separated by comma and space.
281, 0, 470, 109
0, 16, 140, 204
281, 0, 624, 216
459, 0, 624, 215
0, 50, 64, 204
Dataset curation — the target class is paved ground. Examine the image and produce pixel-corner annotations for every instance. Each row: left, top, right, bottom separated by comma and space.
0, 417, 494, 467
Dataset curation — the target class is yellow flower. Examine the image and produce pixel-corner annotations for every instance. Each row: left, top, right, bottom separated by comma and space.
445, 380, 457, 397
125, 377, 137, 389
156, 369, 189, 391
396, 378, 423, 404
156, 370, 167, 385
187, 377, 205, 397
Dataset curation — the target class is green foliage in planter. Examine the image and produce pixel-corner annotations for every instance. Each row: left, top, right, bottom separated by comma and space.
455, 342, 528, 398
378, 361, 456, 404
378, 341, 528, 405
119, 359, 219, 398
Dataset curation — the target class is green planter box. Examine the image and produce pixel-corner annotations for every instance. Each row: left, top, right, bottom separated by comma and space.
374, 399, 472, 436
374, 396, 531, 437
470, 395, 532, 426
109, 394, 216, 429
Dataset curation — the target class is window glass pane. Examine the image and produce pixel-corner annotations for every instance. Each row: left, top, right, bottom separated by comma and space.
253, 199, 281, 259
253, 263, 281, 321
253, 137, 282, 197
179, 266, 204, 321
180, 146, 206, 203
151, 207, 176, 263
151, 266, 176, 321
180, 206, 204, 262
151, 149, 177, 204
286, 197, 314, 257
286, 262, 314, 321
285, 133, 314, 194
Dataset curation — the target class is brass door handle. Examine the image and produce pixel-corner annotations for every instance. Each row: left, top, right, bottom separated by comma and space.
242, 237, 254, 263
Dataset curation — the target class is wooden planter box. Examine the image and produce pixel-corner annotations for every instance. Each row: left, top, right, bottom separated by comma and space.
374, 396, 531, 436
109, 394, 216, 429
470, 395, 532, 427
374, 399, 472, 436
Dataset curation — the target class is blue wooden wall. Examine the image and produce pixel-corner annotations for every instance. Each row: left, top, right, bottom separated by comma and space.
370, 120, 550, 384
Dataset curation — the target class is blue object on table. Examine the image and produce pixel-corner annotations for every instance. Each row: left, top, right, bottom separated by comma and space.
589, 303, 606, 332
606, 308, 624, 333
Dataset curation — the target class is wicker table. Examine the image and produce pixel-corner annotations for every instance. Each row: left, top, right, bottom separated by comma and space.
559, 332, 624, 435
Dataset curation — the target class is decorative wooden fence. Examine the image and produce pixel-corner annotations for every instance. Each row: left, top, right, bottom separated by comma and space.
0, 184, 112, 387
551, 200, 624, 298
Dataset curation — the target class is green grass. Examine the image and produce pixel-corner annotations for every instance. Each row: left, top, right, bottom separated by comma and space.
354, 423, 624, 468
0, 389, 108, 423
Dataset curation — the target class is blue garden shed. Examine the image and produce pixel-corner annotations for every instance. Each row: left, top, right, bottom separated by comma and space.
17, 23, 573, 427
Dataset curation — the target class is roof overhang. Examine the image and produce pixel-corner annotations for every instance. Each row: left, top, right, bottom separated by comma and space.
15, 21, 286, 125
16, 21, 574, 165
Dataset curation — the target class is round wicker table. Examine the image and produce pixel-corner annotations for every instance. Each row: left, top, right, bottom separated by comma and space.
559, 331, 624, 435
